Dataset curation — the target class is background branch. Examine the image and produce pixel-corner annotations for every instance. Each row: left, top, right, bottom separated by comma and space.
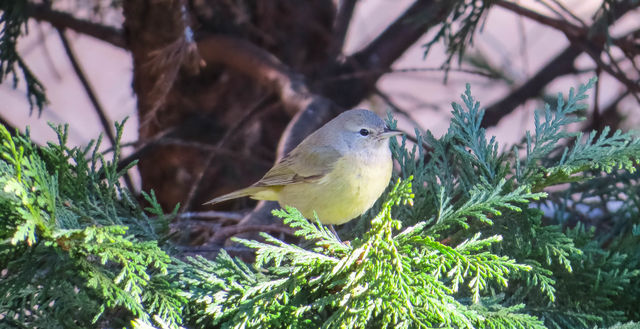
197, 35, 321, 117
328, 0, 358, 58
322, 0, 454, 107
482, 45, 581, 127
57, 28, 134, 192
483, 0, 640, 127
27, 2, 125, 48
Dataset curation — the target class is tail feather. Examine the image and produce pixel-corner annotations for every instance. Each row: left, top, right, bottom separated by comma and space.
204, 187, 260, 205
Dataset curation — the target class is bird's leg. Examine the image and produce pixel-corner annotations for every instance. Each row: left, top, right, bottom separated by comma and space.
329, 225, 342, 242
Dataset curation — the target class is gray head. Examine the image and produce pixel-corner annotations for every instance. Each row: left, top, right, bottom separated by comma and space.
319, 109, 402, 151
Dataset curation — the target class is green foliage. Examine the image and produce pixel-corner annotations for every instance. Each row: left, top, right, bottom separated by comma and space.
179, 179, 544, 329
0, 0, 47, 112
422, 0, 496, 68
0, 121, 183, 328
1, 78, 639, 329
388, 77, 640, 328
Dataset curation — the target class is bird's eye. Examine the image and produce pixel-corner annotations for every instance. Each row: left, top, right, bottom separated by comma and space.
359, 128, 370, 136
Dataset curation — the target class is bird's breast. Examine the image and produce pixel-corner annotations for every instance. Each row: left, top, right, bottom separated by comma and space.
278, 149, 393, 225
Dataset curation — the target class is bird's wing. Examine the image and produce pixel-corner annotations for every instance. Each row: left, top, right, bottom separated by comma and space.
255, 145, 342, 187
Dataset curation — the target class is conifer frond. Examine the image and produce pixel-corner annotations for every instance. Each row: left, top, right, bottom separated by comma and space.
182, 178, 539, 329
0, 0, 47, 112
0, 122, 182, 328
2, 78, 639, 328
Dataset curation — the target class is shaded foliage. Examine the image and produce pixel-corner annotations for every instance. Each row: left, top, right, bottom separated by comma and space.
1, 80, 639, 328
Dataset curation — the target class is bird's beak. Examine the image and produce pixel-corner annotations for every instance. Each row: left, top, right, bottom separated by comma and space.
381, 127, 403, 139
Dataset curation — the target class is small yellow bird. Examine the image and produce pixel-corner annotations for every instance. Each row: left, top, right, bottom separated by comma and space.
205, 109, 402, 225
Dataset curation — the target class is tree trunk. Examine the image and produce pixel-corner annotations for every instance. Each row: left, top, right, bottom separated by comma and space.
123, 1, 336, 213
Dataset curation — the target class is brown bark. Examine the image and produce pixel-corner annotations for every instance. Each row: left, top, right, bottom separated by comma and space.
115, 0, 478, 246
122, 1, 336, 214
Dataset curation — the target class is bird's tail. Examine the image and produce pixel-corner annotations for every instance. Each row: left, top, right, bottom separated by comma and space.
204, 186, 274, 205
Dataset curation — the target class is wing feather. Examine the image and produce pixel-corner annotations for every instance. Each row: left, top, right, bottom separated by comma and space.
255, 145, 341, 186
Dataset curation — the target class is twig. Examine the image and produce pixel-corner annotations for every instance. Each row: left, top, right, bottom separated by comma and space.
549, 0, 587, 27
352, 0, 450, 74
373, 88, 423, 143
583, 90, 629, 133
329, 0, 358, 58
176, 210, 247, 221
496, 1, 582, 38
197, 35, 321, 117
37, 23, 62, 80
482, 45, 581, 127
170, 219, 222, 231
583, 46, 640, 103
57, 28, 135, 191
593, 68, 601, 127
115, 126, 177, 172
536, 0, 573, 23
323, 0, 454, 107
516, 9, 530, 76
26, 3, 125, 49
177, 245, 255, 258
181, 97, 273, 212
484, 0, 640, 127
0, 115, 18, 136
320, 66, 499, 82
115, 136, 272, 175
209, 224, 296, 245
57, 29, 116, 147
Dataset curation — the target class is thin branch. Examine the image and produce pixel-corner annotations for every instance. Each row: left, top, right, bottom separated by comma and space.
329, 0, 358, 57
516, 10, 530, 76
496, 1, 585, 39
116, 135, 272, 176
57, 28, 135, 192
583, 46, 640, 103
483, 0, 640, 127
583, 90, 629, 133
352, 0, 448, 73
57, 29, 115, 146
181, 97, 273, 212
176, 210, 247, 221
536, 0, 575, 23
0, 114, 18, 136
196, 35, 342, 155
36, 23, 62, 80
373, 88, 423, 146
209, 223, 296, 246
177, 245, 255, 259
482, 45, 582, 127
197, 35, 323, 117
320, 66, 499, 82
26, 2, 125, 49
549, 0, 587, 27
322, 0, 453, 107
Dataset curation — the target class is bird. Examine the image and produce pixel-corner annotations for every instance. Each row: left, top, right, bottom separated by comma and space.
205, 109, 402, 227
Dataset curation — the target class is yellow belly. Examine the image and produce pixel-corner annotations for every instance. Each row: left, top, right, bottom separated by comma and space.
277, 155, 392, 225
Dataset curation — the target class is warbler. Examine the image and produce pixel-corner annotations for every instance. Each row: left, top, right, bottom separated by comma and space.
205, 109, 402, 225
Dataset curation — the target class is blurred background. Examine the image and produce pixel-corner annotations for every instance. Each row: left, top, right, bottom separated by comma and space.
1, 0, 638, 244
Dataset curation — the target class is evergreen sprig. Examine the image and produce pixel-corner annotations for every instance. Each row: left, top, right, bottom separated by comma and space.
422, 0, 496, 68
384, 78, 639, 328
0, 122, 182, 328
180, 178, 543, 329
1, 78, 639, 329
0, 0, 47, 112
